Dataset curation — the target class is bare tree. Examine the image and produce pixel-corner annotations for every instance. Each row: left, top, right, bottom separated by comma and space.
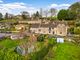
50, 8, 56, 17
40, 8, 43, 18
44, 10, 49, 18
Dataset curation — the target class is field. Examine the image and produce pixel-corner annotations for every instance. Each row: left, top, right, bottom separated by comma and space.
0, 38, 80, 60
53, 43, 80, 60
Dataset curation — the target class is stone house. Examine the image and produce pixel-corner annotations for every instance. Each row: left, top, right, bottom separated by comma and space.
18, 20, 41, 24
30, 21, 68, 36
15, 24, 26, 31
0, 23, 11, 30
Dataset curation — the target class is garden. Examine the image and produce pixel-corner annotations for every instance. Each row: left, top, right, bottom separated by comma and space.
0, 35, 80, 60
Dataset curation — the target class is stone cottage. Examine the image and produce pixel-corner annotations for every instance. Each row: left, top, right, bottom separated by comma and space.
30, 21, 68, 36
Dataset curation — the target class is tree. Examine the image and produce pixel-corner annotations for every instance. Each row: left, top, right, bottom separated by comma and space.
37, 34, 45, 42
5, 13, 14, 19
5, 13, 8, 19
69, 2, 80, 13
0, 13, 3, 20
76, 21, 80, 26
74, 27, 80, 34
67, 11, 76, 20
57, 9, 76, 20
68, 27, 74, 34
32, 11, 41, 19
40, 8, 43, 17
43, 10, 49, 18
69, 2, 80, 19
57, 9, 68, 20
21, 11, 29, 19
9, 14, 14, 19
35, 11, 41, 18
50, 8, 56, 17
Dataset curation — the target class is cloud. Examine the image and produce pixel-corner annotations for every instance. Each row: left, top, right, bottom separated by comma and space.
49, 3, 71, 10
0, 0, 3, 3
0, 2, 39, 15
0, 2, 71, 16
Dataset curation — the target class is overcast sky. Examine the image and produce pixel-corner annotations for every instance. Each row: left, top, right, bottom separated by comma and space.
0, 0, 78, 15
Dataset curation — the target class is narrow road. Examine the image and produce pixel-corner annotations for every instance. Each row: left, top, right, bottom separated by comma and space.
0, 33, 13, 37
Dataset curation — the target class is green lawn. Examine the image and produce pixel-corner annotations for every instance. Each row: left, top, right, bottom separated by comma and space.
0, 38, 80, 60
0, 38, 28, 48
0, 39, 18, 48
53, 43, 80, 60
0, 19, 18, 23
0, 38, 28, 60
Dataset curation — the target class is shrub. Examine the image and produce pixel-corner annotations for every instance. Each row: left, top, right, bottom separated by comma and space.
48, 38, 56, 46
37, 34, 46, 42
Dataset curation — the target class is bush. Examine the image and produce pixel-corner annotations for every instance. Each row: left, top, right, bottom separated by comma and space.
76, 21, 80, 26
48, 38, 56, 46
68, 27, 74, 34
74, 27, 80, 34
0, 48, 24, 60
37, 34, 46, 42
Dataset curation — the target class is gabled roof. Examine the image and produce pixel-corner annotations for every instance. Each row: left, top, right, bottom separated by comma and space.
30, 21, 67, 28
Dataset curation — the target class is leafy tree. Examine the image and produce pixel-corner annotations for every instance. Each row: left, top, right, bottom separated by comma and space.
67, 21, 75, 26
69, 27, 80, 34
36, 11, 40, 17
21, 11, 29, 19
67, 11, 76, 20
69, 2, 80, 13
32, 11, 41, 19
35, 11, 41, 18
69, 2, 80, 19
5, 13, 8, 19
68, 27, 74, 34
57, 9, 76, 20
76, 21, 80, 26
74, 27, 80, 34
0, 13, 3, 20
57, 9, 68, 20
4, 13, 14, 19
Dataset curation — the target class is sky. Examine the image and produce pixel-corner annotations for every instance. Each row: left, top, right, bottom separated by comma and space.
0, 0, 79, 15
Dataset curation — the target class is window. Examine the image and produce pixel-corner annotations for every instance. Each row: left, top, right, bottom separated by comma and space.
49, 27, 51, 33
39, 29, 41, 32
60, 32, 62, 34
33, 30, 35, 33
53, 32, 54, 34
49, 31, 51, 33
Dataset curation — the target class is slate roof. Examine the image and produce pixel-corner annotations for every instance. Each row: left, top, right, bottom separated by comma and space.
30, 21, 67, 28
30, 23, 40, 28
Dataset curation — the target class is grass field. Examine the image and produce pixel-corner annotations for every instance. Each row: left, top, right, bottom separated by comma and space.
0, 38, 80, 60
53, 43, 80, 60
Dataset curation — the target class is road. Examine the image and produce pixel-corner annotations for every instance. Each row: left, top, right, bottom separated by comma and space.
0, 33, 13, 37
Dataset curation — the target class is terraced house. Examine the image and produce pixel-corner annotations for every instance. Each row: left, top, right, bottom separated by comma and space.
30, 21, 68, 36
